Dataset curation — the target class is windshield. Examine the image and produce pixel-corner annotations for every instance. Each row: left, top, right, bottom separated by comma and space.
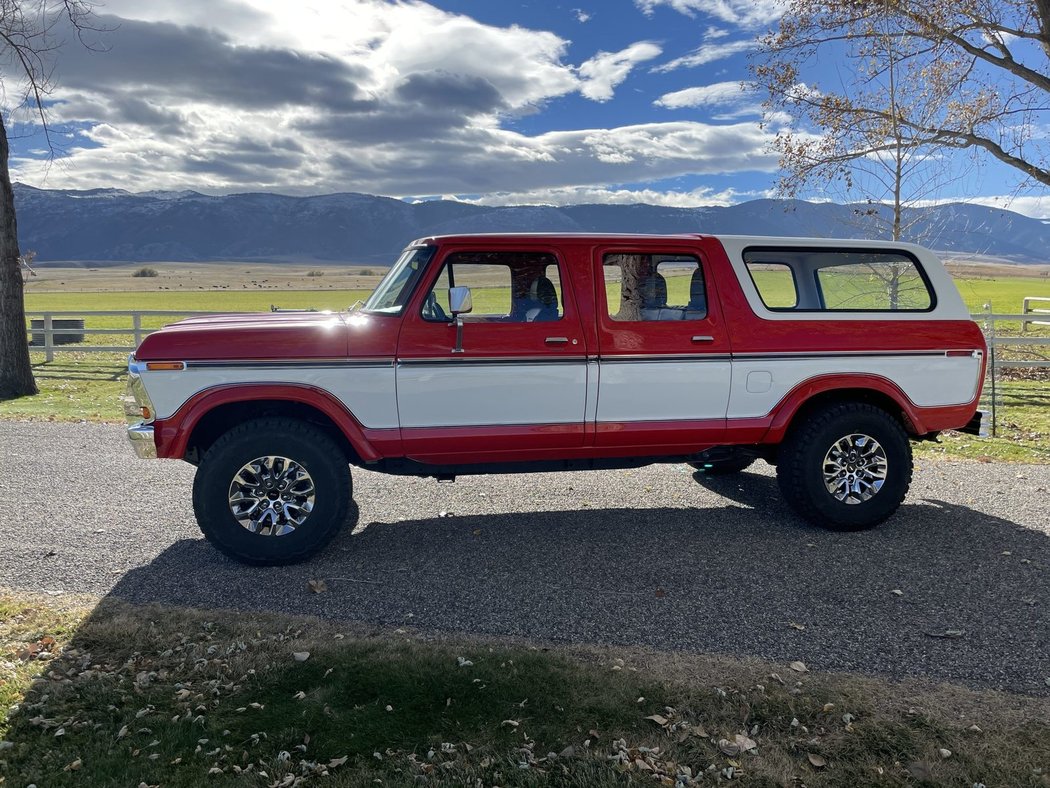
362, 246, 436, 315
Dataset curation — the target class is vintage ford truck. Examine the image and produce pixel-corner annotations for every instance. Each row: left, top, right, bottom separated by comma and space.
125, 234, 987, 564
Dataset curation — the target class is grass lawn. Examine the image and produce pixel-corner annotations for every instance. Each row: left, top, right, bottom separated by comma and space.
2, 591, 1048, 787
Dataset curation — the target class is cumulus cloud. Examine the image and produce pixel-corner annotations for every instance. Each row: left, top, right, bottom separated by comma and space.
10, 0, 782, 200
655, 80, 754, 109
455, 184, 767, 208
652, 38, 754, 72
578, 42, 662, 102
634, 0, 785, 27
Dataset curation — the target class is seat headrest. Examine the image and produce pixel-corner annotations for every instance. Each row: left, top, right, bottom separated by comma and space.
688, 267, 706, 308
641, 273, 668, 307
529, 276, 557, 306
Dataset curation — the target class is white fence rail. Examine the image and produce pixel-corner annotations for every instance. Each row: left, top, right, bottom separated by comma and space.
25, 310, 214, 362
1023, 297, 1050, 332
24, 307, 1050, 364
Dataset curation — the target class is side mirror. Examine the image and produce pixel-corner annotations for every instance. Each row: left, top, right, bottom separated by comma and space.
449, 286, 473, 316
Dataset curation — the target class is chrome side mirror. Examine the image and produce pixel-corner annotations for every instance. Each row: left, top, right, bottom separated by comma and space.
448, 286, 472, 354
449, 286, 473, 315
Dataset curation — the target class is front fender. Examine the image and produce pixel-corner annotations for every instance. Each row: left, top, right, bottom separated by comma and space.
153, 383, 392, 462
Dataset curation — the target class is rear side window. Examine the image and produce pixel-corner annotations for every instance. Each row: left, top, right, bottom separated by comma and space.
744, 248, 934, 312
603, 253, 707, 321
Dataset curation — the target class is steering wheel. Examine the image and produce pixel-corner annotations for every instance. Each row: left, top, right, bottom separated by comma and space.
422, 292, 449, 322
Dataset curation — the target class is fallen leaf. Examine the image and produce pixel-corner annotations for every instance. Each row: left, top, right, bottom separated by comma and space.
891, 589, 904, 596
790, 661, 808, 673
501, 719, 520, 728
328, 756, 348, 768
64, 758, 83, 771
925, 629, 965, 639
788, 622, 806, 631
457, 657, 474, 667
293, 691, 306, 700
734, 734, 757, 753
719, 739, 741, 756
292, 651, 310, 662
559, 745, 575, 758
654, 588, 667, 598
907, 761, 934, 781
807, 753, 827, 768
645, 714, 669, 727
939, 748, 952, 759
307, 579, 328, 594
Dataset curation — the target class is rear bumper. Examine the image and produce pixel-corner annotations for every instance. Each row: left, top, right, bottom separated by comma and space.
127, 423, 157, 458
957, 409, 989, 438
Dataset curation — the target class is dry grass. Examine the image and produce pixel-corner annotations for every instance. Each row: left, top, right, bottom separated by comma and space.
2, 590, 1048, 786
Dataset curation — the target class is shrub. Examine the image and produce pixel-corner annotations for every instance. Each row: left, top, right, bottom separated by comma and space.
132, 267, 159, 278
359, 268, 375, 276
306, 270, 325, 277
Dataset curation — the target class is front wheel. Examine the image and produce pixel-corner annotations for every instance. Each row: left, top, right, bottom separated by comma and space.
776, 403, 911, 531
192, 417, 352, 565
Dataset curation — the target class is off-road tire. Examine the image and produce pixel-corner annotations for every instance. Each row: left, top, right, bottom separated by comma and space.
776, 403, 911, 531
192, 417, 351, 565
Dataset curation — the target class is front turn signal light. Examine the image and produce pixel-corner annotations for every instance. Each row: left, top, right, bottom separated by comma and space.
145, 361, 186, 371
141, 406, 152, 420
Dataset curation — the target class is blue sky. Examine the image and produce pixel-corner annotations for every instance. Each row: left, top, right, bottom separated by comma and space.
8, 0, 1048, 218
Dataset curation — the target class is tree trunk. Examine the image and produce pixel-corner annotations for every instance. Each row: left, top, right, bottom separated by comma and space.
0, 112, 37, 399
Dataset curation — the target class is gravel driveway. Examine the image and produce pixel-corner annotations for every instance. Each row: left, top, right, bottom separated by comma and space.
1, 420, 1048, 695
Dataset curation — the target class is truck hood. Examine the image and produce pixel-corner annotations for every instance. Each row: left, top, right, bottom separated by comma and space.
135, 311, 353, 361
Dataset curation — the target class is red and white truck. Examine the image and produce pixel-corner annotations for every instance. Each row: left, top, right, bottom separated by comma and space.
125, 234, 987, 564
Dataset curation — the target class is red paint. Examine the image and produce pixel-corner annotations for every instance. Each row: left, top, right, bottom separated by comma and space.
138, 233, 986, 470
153, 383, 391, 462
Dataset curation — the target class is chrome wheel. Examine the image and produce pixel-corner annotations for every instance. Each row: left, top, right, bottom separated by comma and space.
822, 433, 887, 504
228, 456, 316, 536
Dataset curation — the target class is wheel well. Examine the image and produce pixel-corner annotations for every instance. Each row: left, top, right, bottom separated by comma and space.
785, 388, 915, 441
184, 400, 357, 465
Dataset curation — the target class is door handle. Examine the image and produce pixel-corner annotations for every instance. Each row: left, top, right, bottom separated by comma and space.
691, 335, 714, 343
545, 337, 570, 345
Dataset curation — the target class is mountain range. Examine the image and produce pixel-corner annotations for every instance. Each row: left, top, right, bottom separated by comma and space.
13, 183, 1050, 265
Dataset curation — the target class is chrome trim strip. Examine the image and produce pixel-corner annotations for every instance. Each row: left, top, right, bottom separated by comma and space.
731, 350, 957, 360
599, 354, 732, 363
397, 356, 589, 366
127, 423, 157, 459
185, 358, 395, 369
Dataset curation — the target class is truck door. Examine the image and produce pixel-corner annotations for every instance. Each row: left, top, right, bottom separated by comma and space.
396, 245, 589, 463
593, 245, 730, 450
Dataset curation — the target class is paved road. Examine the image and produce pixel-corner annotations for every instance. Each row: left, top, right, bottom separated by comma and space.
1, 421, 1048, 695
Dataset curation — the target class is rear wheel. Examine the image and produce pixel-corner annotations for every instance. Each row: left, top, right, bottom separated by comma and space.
192, 417, 351, 565
776, 403, 911, 531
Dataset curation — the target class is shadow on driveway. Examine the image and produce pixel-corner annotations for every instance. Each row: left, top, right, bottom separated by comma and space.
105, 471, 1050, 695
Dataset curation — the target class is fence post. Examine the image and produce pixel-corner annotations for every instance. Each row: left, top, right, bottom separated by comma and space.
133, 313, 142, 347
43, 313, 54, 363
983, 303, 997, 438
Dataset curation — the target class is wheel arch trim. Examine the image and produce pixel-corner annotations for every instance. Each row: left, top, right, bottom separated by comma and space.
154, 383, 384, 463
759, 374, 930, 442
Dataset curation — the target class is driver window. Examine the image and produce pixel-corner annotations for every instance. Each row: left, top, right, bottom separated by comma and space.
422, 251, 563, 323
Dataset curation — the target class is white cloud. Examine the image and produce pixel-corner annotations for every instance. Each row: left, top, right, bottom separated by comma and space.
655, 80, 753, 109
10, 0, 783, 201
652, 39, 754, 72
634, 0, 785, 27
945, 195, 1050, 220
456, 184, 765, 207
574, 8, 591, 23
578, 41, 662, 102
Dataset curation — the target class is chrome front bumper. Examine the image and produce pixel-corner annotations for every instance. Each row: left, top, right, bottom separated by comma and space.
127, 423, 157, 458
124, 358, 158, 458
